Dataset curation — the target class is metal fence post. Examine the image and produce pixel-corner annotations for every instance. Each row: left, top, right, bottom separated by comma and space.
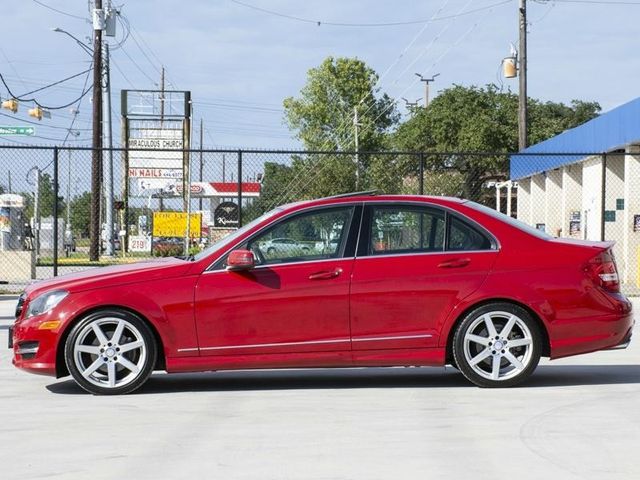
237, 150, 243, 227
601, 153, 607, 242
419, 153, 425, 195
53, 147, 59, 277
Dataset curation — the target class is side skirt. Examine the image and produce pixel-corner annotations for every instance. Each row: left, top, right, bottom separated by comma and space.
165, 348, 446, 373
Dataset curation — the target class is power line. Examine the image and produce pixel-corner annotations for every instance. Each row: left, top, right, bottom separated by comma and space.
15, 68, 93, 98
229, 0, 514, 27
31, 0, 89, 21
0, 71, 93, 110
118, 44, 157, 85
0, 112, 92, 131
193, 100, 283, 114
539, 0, 640, 4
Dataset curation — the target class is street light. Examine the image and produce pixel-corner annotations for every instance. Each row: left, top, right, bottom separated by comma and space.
414, 73, 440, 108
52, 28, 93, 57
54, 15, 104, 261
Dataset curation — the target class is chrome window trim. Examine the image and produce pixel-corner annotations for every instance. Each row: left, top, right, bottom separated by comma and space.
205, 202, 364, 273
203, 256, 355, 275
356, 249, 499, 261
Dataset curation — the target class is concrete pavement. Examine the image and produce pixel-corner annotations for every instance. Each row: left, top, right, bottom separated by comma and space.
0, 298, 638, 480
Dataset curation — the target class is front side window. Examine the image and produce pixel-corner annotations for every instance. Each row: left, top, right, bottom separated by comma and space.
369, 207, 445, 255
247, 207, 353, 265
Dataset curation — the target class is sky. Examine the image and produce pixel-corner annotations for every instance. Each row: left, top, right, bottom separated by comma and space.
1, 0, 639, 151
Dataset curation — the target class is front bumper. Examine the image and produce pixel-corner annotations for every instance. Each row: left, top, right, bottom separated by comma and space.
10, 315, 60, 377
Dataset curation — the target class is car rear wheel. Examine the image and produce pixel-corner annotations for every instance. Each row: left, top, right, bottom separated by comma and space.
64, 309, 157, 395
453, 303, 541, 388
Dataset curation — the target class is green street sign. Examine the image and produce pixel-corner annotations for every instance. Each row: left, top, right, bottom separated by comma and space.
0, 126, 35, 136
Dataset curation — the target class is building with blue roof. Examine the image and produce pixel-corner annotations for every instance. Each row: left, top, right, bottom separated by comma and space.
508, 97, 640, 286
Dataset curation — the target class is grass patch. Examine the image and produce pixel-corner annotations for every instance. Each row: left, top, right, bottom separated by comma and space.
38, 254, 154, 267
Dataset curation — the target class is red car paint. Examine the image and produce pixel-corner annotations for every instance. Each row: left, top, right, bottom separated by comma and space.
11, 195, 633, 380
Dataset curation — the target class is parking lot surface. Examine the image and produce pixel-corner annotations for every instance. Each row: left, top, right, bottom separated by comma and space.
1, 296, 639, 480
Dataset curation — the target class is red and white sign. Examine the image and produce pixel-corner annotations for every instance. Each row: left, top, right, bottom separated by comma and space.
129, 235, 151, 252
175, 182, 261, 198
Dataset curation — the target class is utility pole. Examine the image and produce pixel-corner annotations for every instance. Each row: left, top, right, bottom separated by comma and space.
519, 0, 528, 150
353, 106, 360, 189
199, 118, 203, 211
159, 66, 165, 212
104, 41, 115, 256
415, 73, 440, 107
89, 0, 104, 261
160, 66, 165, 124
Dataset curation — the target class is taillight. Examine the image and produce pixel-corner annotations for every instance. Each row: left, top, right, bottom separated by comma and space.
586, 249, 620, 292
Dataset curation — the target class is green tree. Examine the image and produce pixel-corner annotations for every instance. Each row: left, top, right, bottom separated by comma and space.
283, 56, 399, 197
392, 84, 600, 200
243, 162, 296, 221
21, 172, 66, 219
70, 191, 91, 237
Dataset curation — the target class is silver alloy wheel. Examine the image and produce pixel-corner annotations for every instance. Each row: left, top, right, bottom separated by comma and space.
462, 311, 534, 382
72, 317, 147, 389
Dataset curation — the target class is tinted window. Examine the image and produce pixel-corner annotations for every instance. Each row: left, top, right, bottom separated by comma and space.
369, 207, 445, 255
247, 207, 353, 265
448, 216, 492, 251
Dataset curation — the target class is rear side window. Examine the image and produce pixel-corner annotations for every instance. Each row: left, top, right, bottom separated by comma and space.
448, 216, 492, 251
361, 203, 495, 257
369, 207, 445, 255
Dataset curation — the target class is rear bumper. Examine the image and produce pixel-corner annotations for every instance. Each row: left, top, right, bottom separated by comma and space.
605, 326, 633, 350
550, 310, 634, 359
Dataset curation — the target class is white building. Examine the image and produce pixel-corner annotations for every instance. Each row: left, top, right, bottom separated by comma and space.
511, 97, 640, 287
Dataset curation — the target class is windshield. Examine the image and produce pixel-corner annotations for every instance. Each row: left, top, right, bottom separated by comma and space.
463, 200, 553, 240
193, 207, 283, 261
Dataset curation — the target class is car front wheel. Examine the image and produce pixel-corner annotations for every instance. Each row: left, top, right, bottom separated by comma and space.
452, 303, 541, 388
64, 309, 157, 395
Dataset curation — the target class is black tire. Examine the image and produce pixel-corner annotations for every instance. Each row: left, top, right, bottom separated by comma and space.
64, 309, 157, 395
452, 302, 542, 388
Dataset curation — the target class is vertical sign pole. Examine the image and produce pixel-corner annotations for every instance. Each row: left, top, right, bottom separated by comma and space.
237, 150, 243, 228
53, 147, 59, 277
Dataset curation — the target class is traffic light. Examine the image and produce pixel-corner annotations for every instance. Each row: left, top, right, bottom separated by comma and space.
27, 106, 51, 120
28, 106, 43, 120
1, 98, 18, 113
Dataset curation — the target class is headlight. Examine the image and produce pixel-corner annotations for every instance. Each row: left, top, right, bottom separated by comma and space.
26, 290, 69, 319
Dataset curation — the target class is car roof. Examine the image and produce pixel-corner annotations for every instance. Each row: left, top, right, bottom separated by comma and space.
279, 194, 466, 212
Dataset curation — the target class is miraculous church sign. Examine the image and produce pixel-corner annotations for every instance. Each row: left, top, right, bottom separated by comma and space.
128, 129, 184, 178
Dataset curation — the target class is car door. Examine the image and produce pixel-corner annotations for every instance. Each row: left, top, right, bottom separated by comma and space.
349, 203, 499, 351
194, 205, 360, 356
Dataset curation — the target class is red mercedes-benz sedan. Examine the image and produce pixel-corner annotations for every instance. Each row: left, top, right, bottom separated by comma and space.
10, 193, 633, 394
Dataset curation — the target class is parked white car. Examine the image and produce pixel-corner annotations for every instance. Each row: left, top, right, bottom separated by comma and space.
260, 238, 311, 256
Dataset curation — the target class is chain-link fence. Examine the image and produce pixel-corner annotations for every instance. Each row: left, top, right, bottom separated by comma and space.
0, 146, 638, 293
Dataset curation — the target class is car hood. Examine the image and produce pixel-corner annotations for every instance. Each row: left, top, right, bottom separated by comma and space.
25, 257, 193, 297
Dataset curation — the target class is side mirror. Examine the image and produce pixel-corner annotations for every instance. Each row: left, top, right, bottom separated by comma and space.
226, 249, 255, 271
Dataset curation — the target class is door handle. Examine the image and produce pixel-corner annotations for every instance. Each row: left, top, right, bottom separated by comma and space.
309, 268, 343, 280
438, 258, 471, 268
